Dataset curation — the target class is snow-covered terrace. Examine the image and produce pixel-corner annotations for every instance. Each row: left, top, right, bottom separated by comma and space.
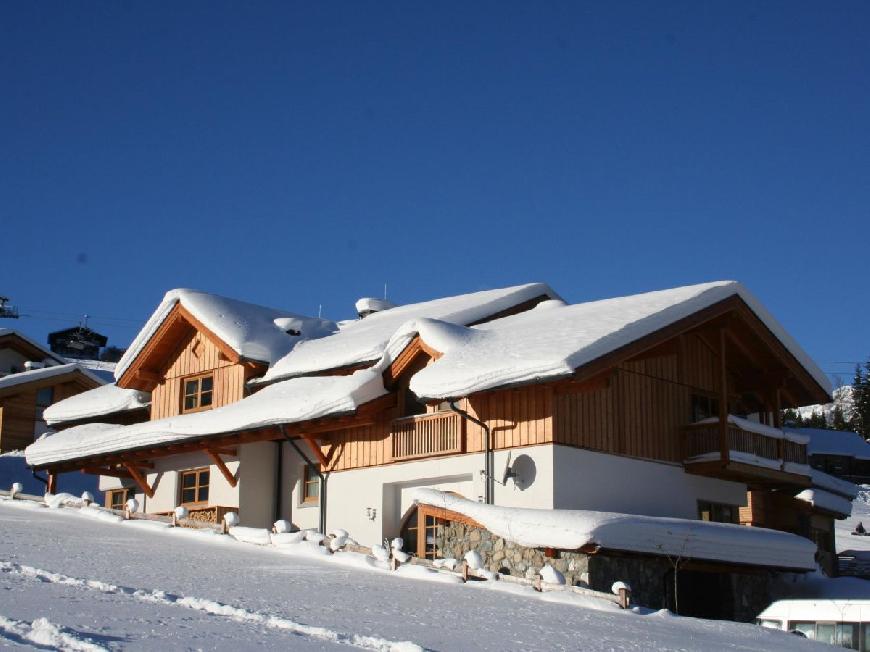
412, 489, 817, 571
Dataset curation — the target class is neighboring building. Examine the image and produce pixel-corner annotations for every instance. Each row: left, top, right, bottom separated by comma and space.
0, 329, 105, 452
792, 427, 870, 484
25, 281, 839, 618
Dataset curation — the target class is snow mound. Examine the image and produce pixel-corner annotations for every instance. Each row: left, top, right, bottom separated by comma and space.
229, 527, 271, 546
395, 564, 463, 584
540, 565, 565, 585
464, 550, 483, 570
412, 489, 817, 570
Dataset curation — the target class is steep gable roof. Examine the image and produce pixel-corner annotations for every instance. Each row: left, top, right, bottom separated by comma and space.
115, 289, 337, 388
0, 329, 64, 365
0, 363, 105, 397
401, 281, 831, 402
260, 283, 558, 383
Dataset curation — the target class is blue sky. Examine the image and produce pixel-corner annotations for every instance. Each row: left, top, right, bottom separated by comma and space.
2, 2, 868, 388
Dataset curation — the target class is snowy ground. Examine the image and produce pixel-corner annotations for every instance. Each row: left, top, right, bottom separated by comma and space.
837, 485, 870, 553
0, 499, 829, 651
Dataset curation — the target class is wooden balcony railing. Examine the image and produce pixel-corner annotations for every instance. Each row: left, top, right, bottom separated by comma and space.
391, 411, 463, 462
683, 418, 809, 479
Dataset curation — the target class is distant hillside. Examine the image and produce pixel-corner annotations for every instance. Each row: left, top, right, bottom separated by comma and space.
795, 385, 855, 427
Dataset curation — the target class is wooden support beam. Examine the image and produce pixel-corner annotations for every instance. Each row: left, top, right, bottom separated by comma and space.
47, 472, 57, 494
302, 435, 328, 467
208, 447, 237, 457
206, 450, 237, 488
82, 467, 131, 478
719, 328, 730, 465
123, 462, 154, 498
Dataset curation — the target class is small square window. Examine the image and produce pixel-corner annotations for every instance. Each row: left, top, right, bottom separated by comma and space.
181, 374, 215, 413
179, 468, 209, 505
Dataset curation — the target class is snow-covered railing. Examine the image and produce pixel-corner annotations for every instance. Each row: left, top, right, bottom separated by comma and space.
684, 415, 808, 477
390, 411, 463, 461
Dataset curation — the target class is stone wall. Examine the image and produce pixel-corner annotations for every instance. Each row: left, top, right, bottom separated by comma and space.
436, 520, 773, 622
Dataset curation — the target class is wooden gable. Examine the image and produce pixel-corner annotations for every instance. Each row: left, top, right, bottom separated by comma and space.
0, 332, 59, 365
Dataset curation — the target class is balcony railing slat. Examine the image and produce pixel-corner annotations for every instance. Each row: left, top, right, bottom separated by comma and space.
683, 418, 808, 472
391, 412, 463, 461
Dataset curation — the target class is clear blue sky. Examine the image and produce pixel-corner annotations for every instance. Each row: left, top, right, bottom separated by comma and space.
2, 2, 868, 388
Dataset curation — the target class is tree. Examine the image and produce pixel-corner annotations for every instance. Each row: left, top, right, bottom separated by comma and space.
851, 362, 870, 438
831, 405, 850, 431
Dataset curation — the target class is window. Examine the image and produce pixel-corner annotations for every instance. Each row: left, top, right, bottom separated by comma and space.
691, 394, 720, 423
302, 465, 320, 504
698, 500, 738, 524
422, 513, 444, 559
180, 468, 209, 505
182, 374, 214, 413
108, 488, 134, 510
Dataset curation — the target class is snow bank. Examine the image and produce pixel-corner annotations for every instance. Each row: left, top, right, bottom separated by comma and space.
411, 489, 817, 570
45, 383, 150, 425
115, 289, 337, 380
404, 281, 831, 401
0, 614, 108, 652
795, 489, 853, 517
0, 363, 104, 393
261, 283, 557, 382
26, 370, 386, 467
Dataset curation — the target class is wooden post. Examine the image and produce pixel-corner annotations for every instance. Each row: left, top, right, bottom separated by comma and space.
618, 587, 631, 609
47, 473, 57, 495
718, 328, 729, 465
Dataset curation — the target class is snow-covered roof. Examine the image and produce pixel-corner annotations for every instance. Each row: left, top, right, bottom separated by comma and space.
791, 427, 870, 461
44, 383, 150, 426
795, 489, 853, 518
811, 469, 859, 500
63, 358, 116, 383
260, 283, 558, 383
115, 289, 337, 381
403, 281, 831, 401
0, 328, 64, 363
26, 370, 386, 467
412, 489, 816, 571
0, 363, 104, 394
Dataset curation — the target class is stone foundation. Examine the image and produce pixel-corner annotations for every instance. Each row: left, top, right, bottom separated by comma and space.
437, 521, 773, 622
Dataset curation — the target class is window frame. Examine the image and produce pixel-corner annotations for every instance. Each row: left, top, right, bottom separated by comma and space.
107, 487, 134, 511
301, 465, 320, 505
181, 372, 215, 414
179, 467, 210, 506
697, 500, 739, 524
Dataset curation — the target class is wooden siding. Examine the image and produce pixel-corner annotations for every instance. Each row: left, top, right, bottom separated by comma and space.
0, 379, 94, 451
150, 331, 246, 420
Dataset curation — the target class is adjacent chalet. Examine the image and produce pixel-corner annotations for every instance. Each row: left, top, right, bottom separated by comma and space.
0, 329, 104, 453
26, 281, 847, 618
793, 426, 870, 484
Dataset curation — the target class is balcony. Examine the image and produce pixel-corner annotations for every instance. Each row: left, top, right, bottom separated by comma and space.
390, 411, 464, 462
683, 415, 811, 488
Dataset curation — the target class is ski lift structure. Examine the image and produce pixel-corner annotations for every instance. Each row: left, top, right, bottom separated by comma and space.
47, 316, 108, 360
0, 296, 19, 319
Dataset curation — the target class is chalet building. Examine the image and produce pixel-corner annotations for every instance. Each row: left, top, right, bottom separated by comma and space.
792, 427, 870, 484
25, 281, 850, 617
0, 329, 104, 452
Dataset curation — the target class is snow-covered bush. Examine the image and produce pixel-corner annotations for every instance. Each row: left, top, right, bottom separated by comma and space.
10, 482, 23, 499
273, 519, 292, 533
433, 558, 458, 571
540, 565, 566, 585
611, 581, 632, 595
371, 544, 390, 562
223, 511, 240, 527
329, 528, 349, 538
305, 531, 325, 545
390, 537, 403, 551
125, 498, 139, 513
329, 534, 348, 551
464, 550, 483, 570
80, 491, 94, 505
174, 506, 189, 520
393, 550, 410, 563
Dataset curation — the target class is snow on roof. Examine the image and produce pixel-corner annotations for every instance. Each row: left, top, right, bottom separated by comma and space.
44, 383, 150, 426
795, 489, 854, 518
260, 283, 558, 383
694, 415, 809, 444
0, 363, 104, 394
403, 281, 831, 401
63, 358, 116, 383
25, 370, 386, 467
412, 489, 817, 571
791, 427, 870, 461
811, 469, 859, 500
0, 328, 64, 363
115, 289, 337, 381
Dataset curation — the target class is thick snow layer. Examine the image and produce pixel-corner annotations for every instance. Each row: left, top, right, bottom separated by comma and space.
811, 469, 859, 499
63, 358, 116, 382
0, 497, 833, 651
261, 283, 558, 382
404, 281, 831, 401
686, 451, 785, 471
0, 363, 104, 393
44, 383, 150, 425
792, 427, 870, 460
412, 489, 817, 570
795, 489, 853, 517
26, 370, 385, 467
115, 289, 337, 380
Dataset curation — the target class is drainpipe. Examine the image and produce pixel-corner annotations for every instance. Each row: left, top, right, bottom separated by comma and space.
32, 470, 48, 487
281, 426, 328, 534
274, 440, 284, 524
449, 400, 493, 505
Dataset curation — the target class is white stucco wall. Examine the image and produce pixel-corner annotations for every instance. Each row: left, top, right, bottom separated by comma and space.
311, 445, 555, 547
551, 445, 747, 518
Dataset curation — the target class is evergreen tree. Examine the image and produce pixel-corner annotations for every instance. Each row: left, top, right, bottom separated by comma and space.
782, 408, 802, 427
831, 405, 850, 431
854, 361, 870, 438
806, 411, 828, 429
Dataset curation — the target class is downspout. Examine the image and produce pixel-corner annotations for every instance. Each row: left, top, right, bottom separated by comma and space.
281, 426, 328, 534
449, 400, 493, 505
32, 470, 48, 488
